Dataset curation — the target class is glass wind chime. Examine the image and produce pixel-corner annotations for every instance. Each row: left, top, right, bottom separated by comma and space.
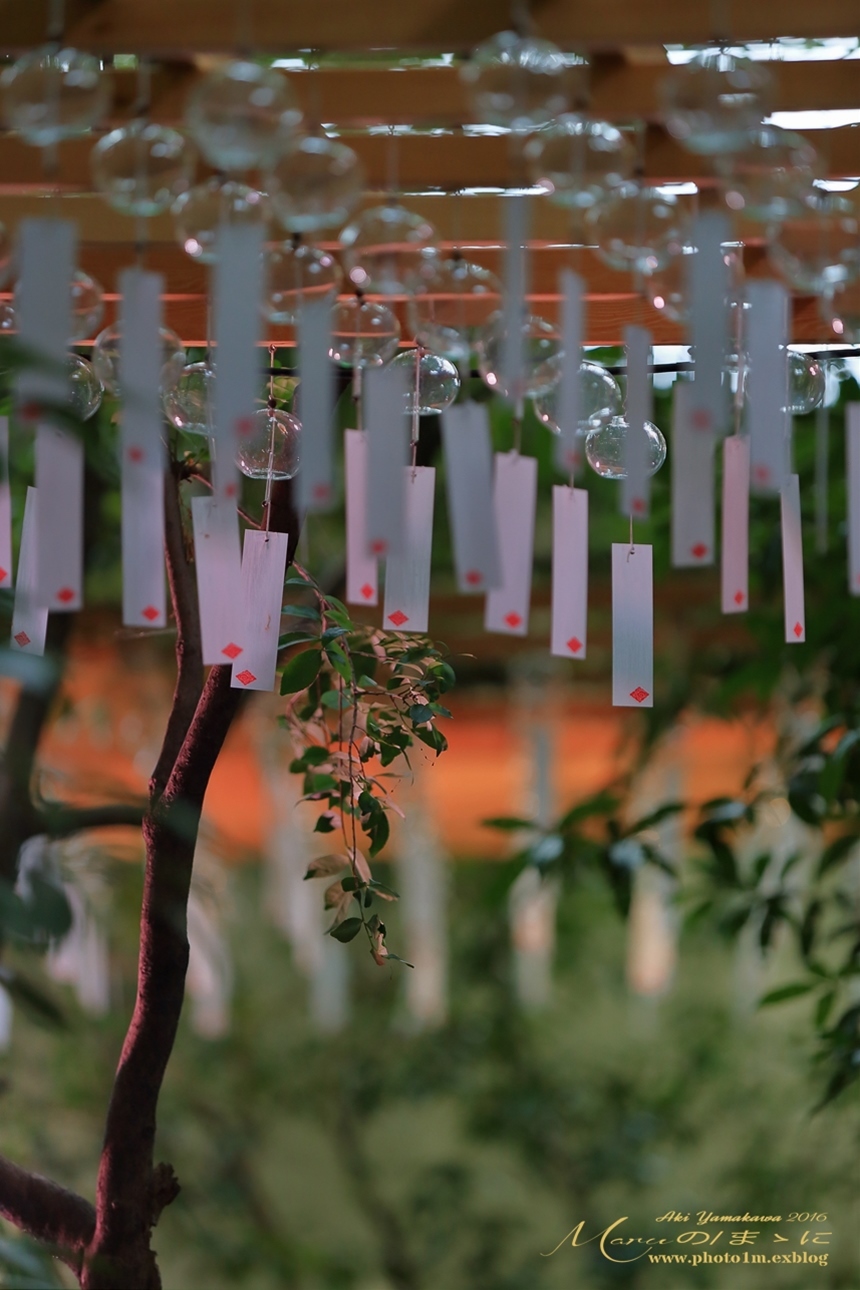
0, 29, 851, 705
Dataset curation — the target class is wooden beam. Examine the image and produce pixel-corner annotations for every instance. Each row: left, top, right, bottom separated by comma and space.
3, 0, 858, 56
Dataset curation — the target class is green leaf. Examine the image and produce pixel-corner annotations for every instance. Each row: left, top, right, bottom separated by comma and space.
818, 833, 859, 878
322, 625, 349, 643
329, 917, 363, 943
815, 988, 837, 1029
369, 879, 400, 900
304, 854, 348, 880
408, 704, 435, 724
483, 816, 533, 831
280, 647, 323, 694
558, 792, 620, 831
282, 603, 321, 621
759, 982, 816, 1006
278, 631, 320, 649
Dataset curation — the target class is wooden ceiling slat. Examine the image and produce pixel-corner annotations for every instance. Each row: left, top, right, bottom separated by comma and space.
3, 0, 858, 55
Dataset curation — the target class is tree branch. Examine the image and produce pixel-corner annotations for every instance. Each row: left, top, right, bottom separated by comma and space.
0, 1152, 94, 1274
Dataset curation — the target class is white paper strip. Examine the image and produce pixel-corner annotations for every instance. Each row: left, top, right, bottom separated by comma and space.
35, 424, 83, 611
15, 219, 74, 413
612, 542, 653, 708
0, 417, 11, 588
485, 452, 537, 636
746, 280, 789, 496
551, 485, 588, 658
440, 401, 501, 592
688, 211, 730, 435
211, 222, 264, 505
230, 529, 289, 691
846, 404, 860, 594
10, 488, 48, 657
364, 363, 409, 559
671, 380, 715, 567
191, 495, 245, 665
119, 267, 166, 628
382, 466, 435, 633
781, 473, 806, 643
622, 324, 653, 519
815, 399, 829, 556
721, 435, 750, 614
297, 297, 335, 512
501, 194, 529, 404
555, 270, 584, 475
344, 429, 377, 606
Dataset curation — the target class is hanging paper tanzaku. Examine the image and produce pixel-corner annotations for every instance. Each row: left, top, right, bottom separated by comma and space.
0, 417, 11, 590
344, 429, 377, 606
191, 495, 245, 666
16, 219, 81, 611
485, 453, 537, 637
551, 485, 588, 659
118, 267, 166, 629
781, 473, 806, 643
364, 363, 409, 559
688, 211, 730, 436
297, 297, 335, 513
845, 404, 860, 594
671, 380, 715, 567
622, 324, 653, 520
211, 222, 264, 506
440, 401, 500, 592
722, 434, 750, 614
555, 270, 584, 475
612, 543, 653, 708
10, 488, 48, 657
746, 280, 789, 496
382, 466, 435, 634
501, 194, 528, 405
230, 529, 289, 692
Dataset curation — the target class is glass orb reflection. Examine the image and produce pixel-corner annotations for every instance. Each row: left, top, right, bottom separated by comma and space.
92, 121, 195, 217
476, 312, 563, 399
460, 31, 584, 131
768, 189, 860, 295
1, 45, 110, 146
163, 362, 215, 436
717, 125, 822, 222
661, 52, 774, 154
268, 135, 365, 235
788, 350, 825, 415
585, 416, 667, 479
391, 349, 460, 415
526, 115, 634, 213
532, 360, 622, 433
68, 354, 102, 420
340, 204, 439, 296
263, 240, 342, 324
587, 183, 684, 274
408, 257, 501, 361
185, 60, 301, 172
93, 322, 186, 394
329, 298, 400, 368
172, 178, 269, 263
0, 222, 10, 289
236, 407, 301, 479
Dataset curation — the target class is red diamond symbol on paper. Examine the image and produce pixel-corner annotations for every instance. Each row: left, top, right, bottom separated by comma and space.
235, 416, 253, 438
630, 686, 649, 704
313, 482, 331, 502
371, 539, 387, 556
691, 542, 708, 559
567, 636, 582, 653
753, 463, 770, 485
691, 408, 712, 432
632, 497, 646, 515
141, 605, 159, 622
13, 631, 30, 647
504, 612, 522, 629
56, 587, 75, 604
19, 401, 40, 423
224, 483, 237, 499
793, 621, 804, 638
0, 567, 7, 583
236, 669, 256, 686
222, 642, 242, 660
360, 583, 374, 600
465, 569, 483, 587
388, 609, 409, 627
127, 446, 144, 463
734, 589, 745, 605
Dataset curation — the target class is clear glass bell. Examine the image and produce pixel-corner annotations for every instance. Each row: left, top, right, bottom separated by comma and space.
717, 125, 822, 222
185, 60, 301, 172
268, 135, 365, 235
661, 51, 775, 154
822, 276, 860, 342
92, 121, 196, 217
768, 189, 860, 295
162, 361, 215, 436
0, 302, 15, 334
93, 321, 186, 394
408, 257, 501, 361
0, 45, 110, 146
460, 31, 585, 131
329, 298, 400, 368
391, 349, 460, 414
476, 312, 563, 399
263, 240, 342, 324
643, 245, 695, 323
340, 204, 439, 296
532, 360, 622, 432
236, 407, 301, 479
68, 354, 102, 420
787, 350, 825, 414
172, 178, 269, 263
0, 222, 10, 290
587, 182, 685, 274
526, 115, 634, 212
585, 415, 667, 479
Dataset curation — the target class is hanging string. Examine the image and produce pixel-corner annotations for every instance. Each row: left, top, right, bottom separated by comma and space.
263, 344, 276, 536
815, 363, 830, 555
411, 344, 421, 474
133, 58, 152, 266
